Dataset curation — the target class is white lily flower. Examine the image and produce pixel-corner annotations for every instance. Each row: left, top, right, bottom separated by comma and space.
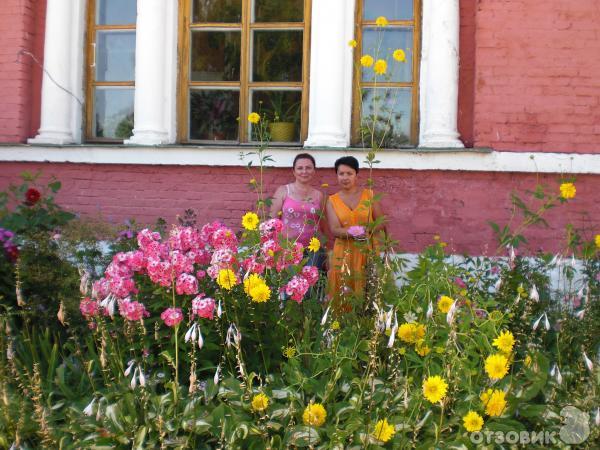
138, 369, 146, 387
532, 313, 544, 330
576, 287, 584, 301
550, 254, 560, 266
197, 326, 204, 349
388, 313, 398, 348
446, 301, 458, 326
494, 278, 502, 291
426, 301, 433, 320
385, 307, 393, 331
556, 365, 562, 385
214, 364, 221, 385
583, 352, 593, 372
79, 269, 91, 295
529, 285, 539, 302
100, 294, 116, 317
508, 245, 516, 263
184, 323, 196, 343
550, 364, 556, 377
124, 360, 135, 376
543, 313, 550, 331
595, 407, 600, 426
575, 309, 585, 319
83, 397, 96, 416
225, 324, 234, 347
320, 306, 330, 326
130, 368, 138, 389
570, 254, 576, 268
217, 300, 222, 318
234, 328, 242, 346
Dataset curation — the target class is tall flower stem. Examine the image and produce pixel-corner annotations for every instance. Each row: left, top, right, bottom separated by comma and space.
171, 278, 179, 403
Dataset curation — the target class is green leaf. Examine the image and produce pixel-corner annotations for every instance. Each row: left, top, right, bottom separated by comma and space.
286, 426, 320, 447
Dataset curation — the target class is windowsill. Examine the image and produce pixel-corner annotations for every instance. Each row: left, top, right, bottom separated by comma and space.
1, 143, 598, 174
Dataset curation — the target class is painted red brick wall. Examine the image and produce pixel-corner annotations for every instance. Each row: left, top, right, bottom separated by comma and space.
0, 163, 597, 255
0, 0, 45, 143
473, 0, 600, 152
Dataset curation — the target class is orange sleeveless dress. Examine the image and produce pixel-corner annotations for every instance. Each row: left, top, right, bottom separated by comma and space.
327, 189, 374, 304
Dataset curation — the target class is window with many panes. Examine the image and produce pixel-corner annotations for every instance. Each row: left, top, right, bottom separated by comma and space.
178, 0, 311, 144
85, 0, 137, 142
352, 0, 420, 147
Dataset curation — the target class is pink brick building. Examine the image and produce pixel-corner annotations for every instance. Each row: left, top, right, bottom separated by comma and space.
0, 0, 598, 254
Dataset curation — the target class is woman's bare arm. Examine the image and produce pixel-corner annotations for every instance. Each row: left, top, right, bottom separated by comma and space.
326, 197, 350, 238
269, 185, 286, 218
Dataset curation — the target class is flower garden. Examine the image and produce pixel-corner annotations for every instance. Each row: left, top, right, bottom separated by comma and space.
1, 17, 599, 450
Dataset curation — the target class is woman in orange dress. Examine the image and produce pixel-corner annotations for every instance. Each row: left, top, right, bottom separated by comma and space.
326, 156, 385, 306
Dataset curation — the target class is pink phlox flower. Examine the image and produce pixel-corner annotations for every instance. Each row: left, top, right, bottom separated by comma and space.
206, 264, 220, 279
200, 221, 224, 243
259, 218, 284, 239
196, 269, 206, 279
192, 295, 215, 320
171, 250, 194, 275
137, 228, 161, 249
454, 277, 466, 289
302, 266, 319, 286
161, 307, 184, 327
347, 225, 366, 237
125, 250, 146, 272
285, 275, 310, 303
241, 256, 266, 274
108, 276, 138, 299
119, 299, 149, 321
79, 297, 100, 318
210, 227, 238, 249
105, 259, 133, 279
91, 279, 111, 300
176, 273, 199, 295
211, 247, 237, 266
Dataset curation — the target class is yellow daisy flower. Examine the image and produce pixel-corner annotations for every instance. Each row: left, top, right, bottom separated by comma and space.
559, 182, 576, 199
251, 393, 269, 412
437, 295, 453, 313
373, 59, 387, 75
397, 323, 426, 344
415, 340, 431, 357
422, 375, 448, 404
463, 411, 484, 432
492, 330, 515, 353
241, 211, 259, 230
484, 353, 510, 380
243, 274, 265, 295
348, 39, 357, 48
282, 346, 296, 358
375, 16, 389, 27
594, 234, 600, 248
483, 390, 507, 417
248, 112, 260, 124
360, 54, 374, 67
217, 269, 237, 290
372, 418, 395, 443
331, 320, 340, 330
249, 283, 271, 303
302, 403, 327, 427
393, 49, 406, 62
308, 236, 321, 252
524, 354, 532, 367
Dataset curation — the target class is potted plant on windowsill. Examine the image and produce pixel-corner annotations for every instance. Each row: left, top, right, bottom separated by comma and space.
265, 93, 301, 142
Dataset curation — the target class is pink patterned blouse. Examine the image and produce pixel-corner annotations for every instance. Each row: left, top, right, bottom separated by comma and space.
281, 184, 322, 247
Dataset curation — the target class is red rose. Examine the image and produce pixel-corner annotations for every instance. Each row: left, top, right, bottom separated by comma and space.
25, 188, 41, 205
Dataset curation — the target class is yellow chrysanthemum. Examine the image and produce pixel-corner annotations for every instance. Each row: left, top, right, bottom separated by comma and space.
437, 295, 453, 313
393, 49, 406, 62
480, 388, 494, 404
483, 389, 507, 417
559, 182, 576, 199
375, 16, 389, 27
250, 283, 271, 303
422, 375, 448, 404
217, 269, 237, 290
595, 234, 600, 248
308, 237, 321, 253
492, 330, 515, 353
397, 322, 426, 344
283, 346, 296, 358
360, 54, 374, 67
243, 274, 265, 295
415, 340, 431, 357
348, 39, 357, 48
524, 355, 532, 367
251, 393, 269, 412
331, 320, 340, 330
373, 59, 387, 75
372, 418, 395, 443
302, 403, 327, 427
241, 211, 259, 230
484, 353, 510, 380
248, 112, 260, 124
463, 411, 484, 432
398, 346, 407, 355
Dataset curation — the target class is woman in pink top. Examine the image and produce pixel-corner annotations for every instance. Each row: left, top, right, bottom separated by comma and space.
269, 153, 326, 268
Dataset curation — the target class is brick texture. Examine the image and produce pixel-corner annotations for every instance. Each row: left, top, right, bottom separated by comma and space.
473, 0, 600, 152
0, 162, 598, 255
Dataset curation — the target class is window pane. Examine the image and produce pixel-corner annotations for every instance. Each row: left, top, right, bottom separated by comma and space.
251, 90, 301, 142
191, 31, 241, 82
93, 88, 134, 139
96, 31, 136, 82
360, 88, 411, 147
363, 0, 413, 21
97, 0, 137, 25
361, 28, 412, 83
252, 31, 303, 82
190, 90, 240, 141
193, 0, 242, 23
255, 0, 303, 22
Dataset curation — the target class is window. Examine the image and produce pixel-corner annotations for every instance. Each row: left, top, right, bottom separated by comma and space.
178, 0, 311, 144
352, 0, 420, 147
85, 0, 137, 142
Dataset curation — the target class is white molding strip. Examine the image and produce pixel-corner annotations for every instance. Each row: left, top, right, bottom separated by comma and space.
1, 146, 600, 174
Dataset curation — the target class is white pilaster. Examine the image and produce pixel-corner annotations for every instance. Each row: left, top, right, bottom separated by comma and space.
419, 0, 463, 148
304, 0, 355, 148
125, 0, 178, 145
28, 0, 85, 145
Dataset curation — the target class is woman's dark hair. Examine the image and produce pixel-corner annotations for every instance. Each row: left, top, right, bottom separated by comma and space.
334, 156, 359, 173
293, 153, 316, 169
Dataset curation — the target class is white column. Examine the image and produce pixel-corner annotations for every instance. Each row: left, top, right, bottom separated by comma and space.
125, 0, 177, 145
419, 0, 463, 148
304, 0, 355, 148
28, 0, 85, 145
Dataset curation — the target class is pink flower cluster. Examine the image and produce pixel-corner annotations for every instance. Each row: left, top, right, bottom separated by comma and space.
301, 266, 319, 286
192, 295, 216, 320
119, 299, 150, 321
80, 297, 100, 318
161, 307, 184, 327
285, 275, 310, 303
